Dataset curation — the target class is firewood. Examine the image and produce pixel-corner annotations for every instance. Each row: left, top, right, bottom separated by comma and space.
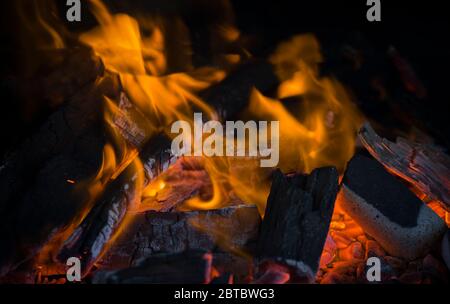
0, 54, 277, 279
97, 204, 260, 273
359, 123, 450, 211
56, 134, 177, 277
92, 250, 213, 284
0, 70, 115, 277
340, 154, 447, 259
256, 168, 339, 282
57, 61, 278, 277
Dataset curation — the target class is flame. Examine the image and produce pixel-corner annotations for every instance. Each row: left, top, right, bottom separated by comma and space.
81, 0, 226, 141
32, 1, 364, 277
16, 0, 65, 50
185, 35, 362, 213
258, 34, 362, 174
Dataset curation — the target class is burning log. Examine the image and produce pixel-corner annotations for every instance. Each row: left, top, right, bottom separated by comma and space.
97, 204, 260, 275
359, 123, 450, 211
340, 154, 447, 260
92, 250, 213, 284
56, 169, 138, 277
256, 168, 339, 282
0, 69, 117, 276
56, 60, 278, 276
114, 60, 279, 148
56, 134, 177, 277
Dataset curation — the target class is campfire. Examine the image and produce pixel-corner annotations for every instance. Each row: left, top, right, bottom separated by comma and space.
0, 0, 449, 285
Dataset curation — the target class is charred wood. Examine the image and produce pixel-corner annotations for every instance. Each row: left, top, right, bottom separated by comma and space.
256, 168, 339, 282
0, 68, 116, 277
97, 204, 260, 273
359, 123, 450, 211
92, 250, 213, 284
59, 61, 278, 276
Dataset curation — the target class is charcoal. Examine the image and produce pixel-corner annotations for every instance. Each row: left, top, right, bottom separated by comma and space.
56, 134, 176, 277
92, 250, 212, 284
58, 61, 278, 276
97, 204, 261, 270
359, 123, 450, 211
340, 154, 447, 259
257, 168, 339, 282
0, 72, 118, 276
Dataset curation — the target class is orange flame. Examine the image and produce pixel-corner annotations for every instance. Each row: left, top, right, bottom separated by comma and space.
185, 35, 362, 213
34, 1, 364, 275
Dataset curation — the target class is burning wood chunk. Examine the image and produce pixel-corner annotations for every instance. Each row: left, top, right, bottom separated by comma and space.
340, 154, 447, 260
256, 168, 339, 282
40, 48, 105, 106
0, 72, 120, 276
56, 134, 177, 277
57, 171, 138, 278
359, 123, 450, 211
98, 204, 260, 273
92, 250, 213, 284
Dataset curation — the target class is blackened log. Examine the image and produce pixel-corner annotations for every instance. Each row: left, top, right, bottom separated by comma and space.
92, 250, 212, 284
59, 61, 278, 275
56, 134, 177, 277
257, 168, 339, 282
359, 123, 450, 211
200, 60, 279, 121
0, 70, 116, 214
97, 204, 260, 271
0, 71, 116, 277
56, 168, 138, 277
340, 154, 447, 259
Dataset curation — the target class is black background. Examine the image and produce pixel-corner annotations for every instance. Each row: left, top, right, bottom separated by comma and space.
0, 0, 449, 155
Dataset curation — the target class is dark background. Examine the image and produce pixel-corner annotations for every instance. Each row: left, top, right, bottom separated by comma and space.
0, 0, 449, 155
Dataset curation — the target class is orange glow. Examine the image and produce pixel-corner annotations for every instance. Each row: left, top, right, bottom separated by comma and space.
32, 0, 367, 279
81, 0, 226, 142
185, 35, 362, 213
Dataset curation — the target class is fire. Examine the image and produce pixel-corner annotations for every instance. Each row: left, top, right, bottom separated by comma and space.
81, 0, 226, 140
262, 34, 361, 174
184, 35, 362, 213
27, 0, 364, 279
76, 0, 235, 217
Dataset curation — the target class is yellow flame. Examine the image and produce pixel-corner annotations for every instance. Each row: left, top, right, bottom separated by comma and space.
185, 34, 362, 213
81, 0, 226, 141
